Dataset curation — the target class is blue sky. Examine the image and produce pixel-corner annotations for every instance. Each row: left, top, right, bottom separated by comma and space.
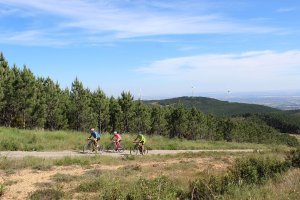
0, 0, 300, 99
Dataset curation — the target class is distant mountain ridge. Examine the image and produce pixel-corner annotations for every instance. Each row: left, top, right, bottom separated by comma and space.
143, 96, 279, 116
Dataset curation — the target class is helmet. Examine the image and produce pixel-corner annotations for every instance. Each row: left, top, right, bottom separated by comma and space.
90, 128, 95, 132
113, 131, 117, 134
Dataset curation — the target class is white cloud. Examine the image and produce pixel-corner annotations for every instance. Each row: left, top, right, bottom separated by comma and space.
276, 7, 296, 13
0, 0, 281, 45
137, 50, 300, 91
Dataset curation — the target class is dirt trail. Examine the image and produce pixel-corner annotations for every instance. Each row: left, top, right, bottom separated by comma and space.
0, 149, 256, 158
0, 156, 234, 200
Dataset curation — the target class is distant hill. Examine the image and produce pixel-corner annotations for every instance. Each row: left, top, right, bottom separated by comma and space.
143, 96, 279, 116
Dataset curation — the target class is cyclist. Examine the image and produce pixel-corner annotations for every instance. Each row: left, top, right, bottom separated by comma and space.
111, 131, 122, 151
88, 128, 101, 150
133, 132, 146, 154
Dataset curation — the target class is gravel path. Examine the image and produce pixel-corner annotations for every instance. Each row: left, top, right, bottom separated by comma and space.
0, 149, 257, 158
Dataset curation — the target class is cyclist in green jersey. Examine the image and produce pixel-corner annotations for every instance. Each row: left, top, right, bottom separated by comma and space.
133, 132, 146, 153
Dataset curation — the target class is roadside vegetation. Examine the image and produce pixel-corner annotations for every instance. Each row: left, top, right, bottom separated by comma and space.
0, 127, 292, 151
1, 149, 298, 199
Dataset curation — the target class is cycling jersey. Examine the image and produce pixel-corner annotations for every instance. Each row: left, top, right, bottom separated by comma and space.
113, 133, 121, 140
135, 134, 146, 143
91, 131, 101, 139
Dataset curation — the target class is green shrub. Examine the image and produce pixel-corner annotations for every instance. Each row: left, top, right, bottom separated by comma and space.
186, 174, 228, 200
51, 173, 78, 183
77, 178, 106, 193
125, 176, 179, 200
54, 156, 90, 166
229, 156, 289, 185
0, 183, 4, 197
29, 188, 64, 200
183, 155, 291, 199
286, 148, 300, 168
102, 186, 125, 200
0, 139, 19, 150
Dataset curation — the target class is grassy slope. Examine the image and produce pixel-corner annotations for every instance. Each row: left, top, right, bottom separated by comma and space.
0, 127, 287, 151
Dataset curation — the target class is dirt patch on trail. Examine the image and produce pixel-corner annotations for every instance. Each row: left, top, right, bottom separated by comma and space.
0, 157, 234, 200
0, 164, 122, 200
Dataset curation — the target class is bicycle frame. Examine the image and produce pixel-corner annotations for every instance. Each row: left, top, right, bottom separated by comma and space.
83, 138, 102, 153
108, 140, 125, 153
131, 141, 146, 155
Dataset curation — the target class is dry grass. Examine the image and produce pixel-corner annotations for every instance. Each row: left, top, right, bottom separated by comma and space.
1, 151, 298, 199
0, 153, 234, 199
266, 168, 300, 200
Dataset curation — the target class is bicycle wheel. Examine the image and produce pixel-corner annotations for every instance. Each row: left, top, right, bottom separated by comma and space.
117, 144, 125, 153
96, 144, 104, 153
130, 146, 136, 155
137, 146, 143, 155
108, 143, 117, 152
143, 146, 148, 155
83, 142, 92, 153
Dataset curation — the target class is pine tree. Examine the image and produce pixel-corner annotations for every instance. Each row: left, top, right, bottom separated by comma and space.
206, 114, 217, 140
150, 105, 167, 136
19, 66, 37, 128
8, 65, 36, 128
40, 78, 68, 130
118, 91, 134, 132
0, 52, 8, 113
91, 87, 109, 133
0, 65, 15, 126
68, 78, 93, 131
109, 96, 122, 132
167, 103, 187, 138
133, 100, 151, 133
186, 107, 201, 139
29, 77, 47, 128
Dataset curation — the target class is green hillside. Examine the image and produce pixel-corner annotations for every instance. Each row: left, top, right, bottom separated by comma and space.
256, 111, 300, 133
144, 96, 279, 116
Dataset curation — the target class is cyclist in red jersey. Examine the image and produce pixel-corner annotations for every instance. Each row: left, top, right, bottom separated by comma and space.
111, 131, 122, 151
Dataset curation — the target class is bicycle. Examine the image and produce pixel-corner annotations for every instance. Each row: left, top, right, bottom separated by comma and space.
130, 141, 148, 155
106, 140, 125, 153
82, 138, 103, 154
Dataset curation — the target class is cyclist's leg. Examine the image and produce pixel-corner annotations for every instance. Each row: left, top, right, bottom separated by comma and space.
114, 140, 118, 151
138, 141, 142, 153
134, 142, 138, 149
117, 139, 121, 149
141, 141, 145, 153
88, 139, 94, 149
96, 138, 100, 147
92, 138, 97, 151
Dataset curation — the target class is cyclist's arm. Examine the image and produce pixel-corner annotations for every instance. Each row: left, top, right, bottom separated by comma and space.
133, 136, 139, 141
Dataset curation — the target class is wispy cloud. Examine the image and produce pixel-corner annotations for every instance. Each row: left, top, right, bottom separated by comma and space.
0, 0, 281, 46
276, 7, 296, 13
137, 50, 300, 91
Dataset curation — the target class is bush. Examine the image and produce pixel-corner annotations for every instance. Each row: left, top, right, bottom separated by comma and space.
0, 139, 18, 150
0, 183, 4, 197
183, 155, 290, 199
29, 188, 64, 200
125, 176, 179, 200
54, 156, 90, 166
286, 148, 300, 168
77, 178, 104, 192
186, 174, 228, 200
229, 156, 289, 185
